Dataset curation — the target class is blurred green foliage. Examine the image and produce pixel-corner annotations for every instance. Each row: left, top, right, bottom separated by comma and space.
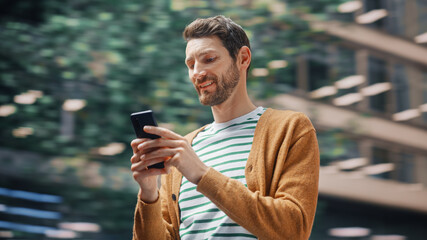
0, 0, 336, 160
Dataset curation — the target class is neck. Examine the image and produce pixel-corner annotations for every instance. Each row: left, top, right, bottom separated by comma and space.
210, 84, 256, 123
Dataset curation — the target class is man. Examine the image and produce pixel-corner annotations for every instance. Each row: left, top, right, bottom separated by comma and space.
130, 15, 319, 240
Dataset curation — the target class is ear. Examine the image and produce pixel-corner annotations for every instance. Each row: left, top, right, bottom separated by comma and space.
237, 46, 251, 73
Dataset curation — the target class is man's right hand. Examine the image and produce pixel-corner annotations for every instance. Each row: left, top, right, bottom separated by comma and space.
130, 138, 170, 203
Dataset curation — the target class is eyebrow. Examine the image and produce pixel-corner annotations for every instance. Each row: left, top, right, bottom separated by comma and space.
185, 49, 216, 63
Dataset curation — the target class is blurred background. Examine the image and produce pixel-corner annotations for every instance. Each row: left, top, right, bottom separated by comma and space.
0, 0, 426, 239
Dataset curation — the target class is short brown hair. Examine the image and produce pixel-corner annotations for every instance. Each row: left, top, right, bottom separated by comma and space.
183, 15, 251, 62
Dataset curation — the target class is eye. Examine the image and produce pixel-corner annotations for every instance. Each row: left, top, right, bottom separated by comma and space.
206, 57, 215, 63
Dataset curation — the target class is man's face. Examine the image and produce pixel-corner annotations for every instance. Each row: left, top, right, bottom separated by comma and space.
185, 37, 240, 106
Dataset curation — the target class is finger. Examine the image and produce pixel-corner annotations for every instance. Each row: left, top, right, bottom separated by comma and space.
132, 168, 167, 179
140, 148, 175, 162
131, 160, 146, 172
132, 157, 167, 172
138, 138, 185, 151
131, 150, 159, 164
131, 153, 141, 164
131, 138, 148, 153
163, 158, 173, 174
136, 138, 159, 152
143, 126, 182, 140
137, 144, 162, 155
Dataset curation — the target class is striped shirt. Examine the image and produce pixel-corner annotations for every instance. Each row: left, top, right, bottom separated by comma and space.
179, 107, 266, 240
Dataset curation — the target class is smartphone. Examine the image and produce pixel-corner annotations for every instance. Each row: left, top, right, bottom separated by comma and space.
130, 110, 164, 169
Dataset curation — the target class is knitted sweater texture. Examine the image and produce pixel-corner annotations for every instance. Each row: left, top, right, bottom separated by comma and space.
133, 108, 320, 240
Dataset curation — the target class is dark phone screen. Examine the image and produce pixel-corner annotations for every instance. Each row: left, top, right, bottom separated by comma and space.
130, 110, 164, 169
130, 110, 160, 139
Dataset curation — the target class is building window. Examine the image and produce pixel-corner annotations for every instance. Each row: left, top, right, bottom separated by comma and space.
336, 47, 357, 78
274, 61, 297, 89
368, 56, 388, 112
384, 0, 406, 36
423, 72, 427, 123
371, 146, 391, 179
317, 129, 361, 166
417, 0, 427, 34
391, 64, 410, 112
363, 0, 386, 29
307, 53, 329, 91
394, 153, 415, 183
335, 47, 357, 97
371, 146, 417, 184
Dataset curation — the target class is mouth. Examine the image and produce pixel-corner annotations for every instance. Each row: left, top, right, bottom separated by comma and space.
199, 81, 214, 89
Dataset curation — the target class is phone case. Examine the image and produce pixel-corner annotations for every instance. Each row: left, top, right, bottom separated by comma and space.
130, 110, 164, 169
130, 110, 160, 139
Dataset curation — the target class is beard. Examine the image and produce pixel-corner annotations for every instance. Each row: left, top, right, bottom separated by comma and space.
194, 63, 240, 106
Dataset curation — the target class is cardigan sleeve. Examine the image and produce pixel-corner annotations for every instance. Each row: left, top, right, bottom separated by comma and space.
196, 117, 320, 240
132, 184, 176, 240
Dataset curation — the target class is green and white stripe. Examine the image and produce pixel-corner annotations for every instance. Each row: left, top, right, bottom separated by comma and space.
179, 107, 265, 239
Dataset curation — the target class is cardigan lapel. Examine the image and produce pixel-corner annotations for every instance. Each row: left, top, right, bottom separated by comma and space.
171, 168, 182, 225
174, 126, 206, 195
245, 108, 272, 195
171, 125, 208, 223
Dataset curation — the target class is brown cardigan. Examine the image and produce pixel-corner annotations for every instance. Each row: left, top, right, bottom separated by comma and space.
133, 108, 320, 240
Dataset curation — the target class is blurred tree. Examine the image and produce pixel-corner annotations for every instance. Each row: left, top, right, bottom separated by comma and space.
0, 0, 342, 160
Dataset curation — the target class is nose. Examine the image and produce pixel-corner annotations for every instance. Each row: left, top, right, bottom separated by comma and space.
192, 62, 207, 81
